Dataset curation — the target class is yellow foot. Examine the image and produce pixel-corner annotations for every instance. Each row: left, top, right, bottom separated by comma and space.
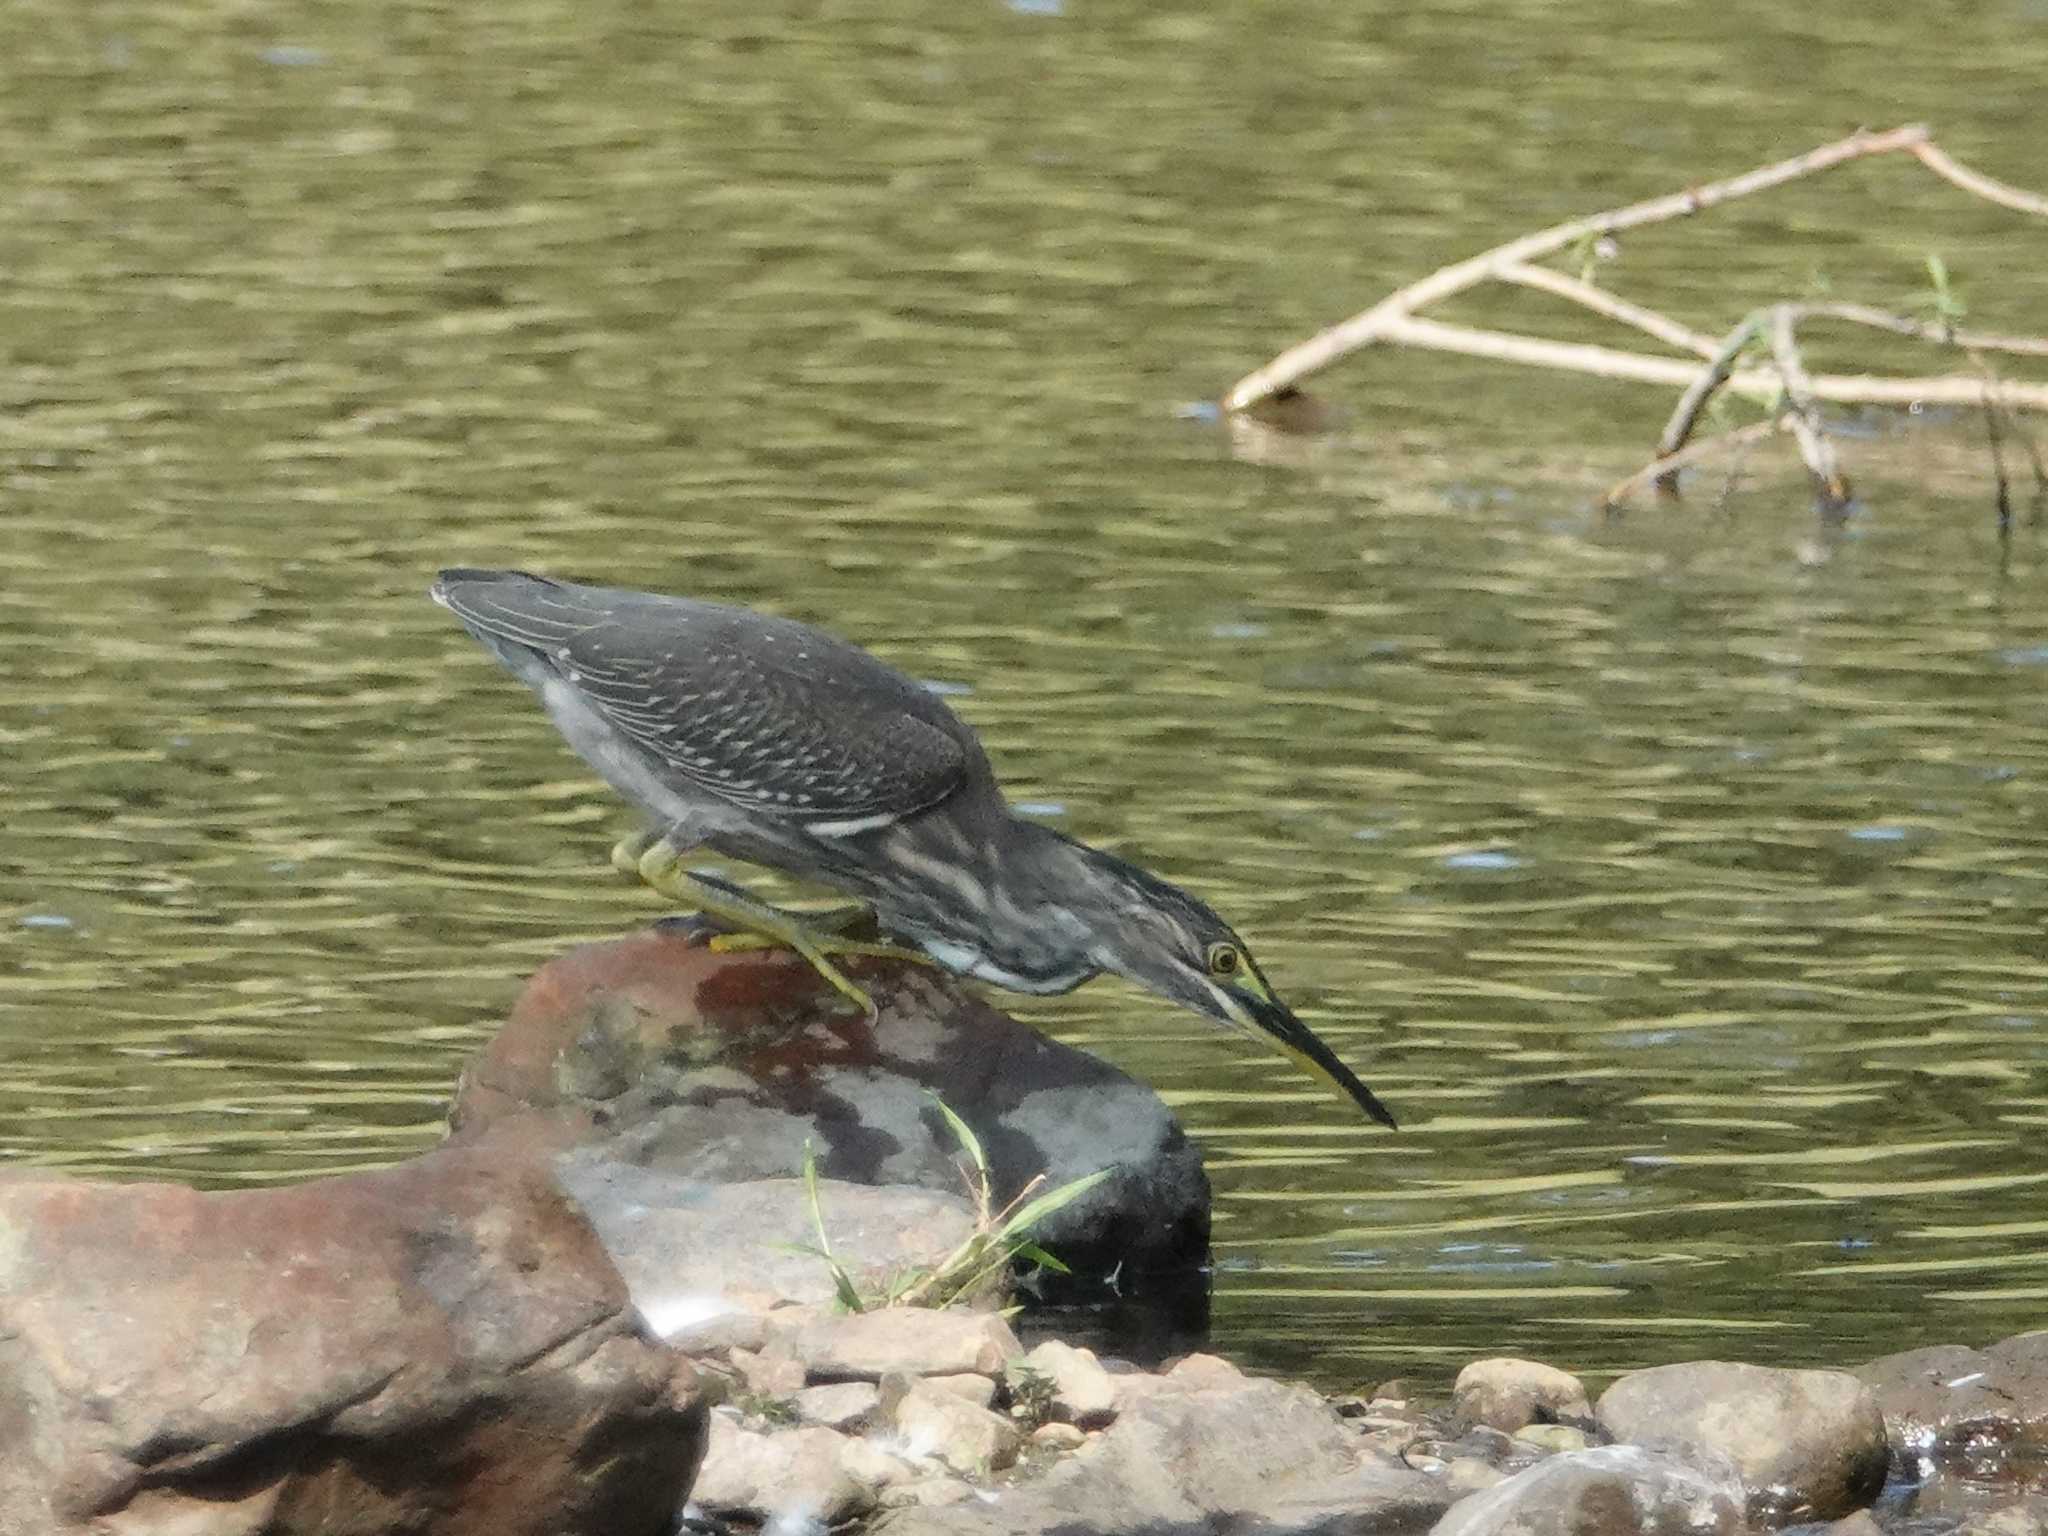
624, 835, 932, 1020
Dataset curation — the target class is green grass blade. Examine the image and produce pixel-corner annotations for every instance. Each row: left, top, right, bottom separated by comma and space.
994, 1168, 1112, 1244
925, 1092, 987, 1176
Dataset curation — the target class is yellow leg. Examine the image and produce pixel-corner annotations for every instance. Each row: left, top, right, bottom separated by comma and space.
624, 835, 930, 1019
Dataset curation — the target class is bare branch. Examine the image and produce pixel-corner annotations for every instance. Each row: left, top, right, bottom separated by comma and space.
1769, 305, 1851, 510
1910, 141, 2048, 218
1794, 302, 2048, 358
1225, 124, 1935, 411
1657, 312, 1768, 490
1492, 262, 1720, 357
1604, 419, 1786, 509
1367, 314, 2048, 411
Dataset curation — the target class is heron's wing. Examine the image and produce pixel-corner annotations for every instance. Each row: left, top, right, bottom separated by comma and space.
434, 569, 970, 824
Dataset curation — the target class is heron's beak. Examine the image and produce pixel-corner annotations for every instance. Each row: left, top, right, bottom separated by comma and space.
1208, 978, 1398, 1130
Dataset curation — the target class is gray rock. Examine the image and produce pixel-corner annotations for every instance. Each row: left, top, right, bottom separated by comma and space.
789, 1306, 1021, 1380
926, 1372, 999, 1407
1015, 1339, 1119, 1427
555, 1152, 978, 1322
885, 1376, 1024, 1475
1596, 1361, 1886, 1522
0, 1133, 705, 1536
793, 1380, 884, 1431
447, 929, 1211, 1279
872, 1374, 1450, 1535
1856, 1332, 2048, 1469
1454, 1357, 1592, 1432
689, 1413, 869, 1527
1431, 1444, 1744, 1536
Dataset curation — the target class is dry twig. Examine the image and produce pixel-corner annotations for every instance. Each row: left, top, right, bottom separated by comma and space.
1225, 125, 2048, 505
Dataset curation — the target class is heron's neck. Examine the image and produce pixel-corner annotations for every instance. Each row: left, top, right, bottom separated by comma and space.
994, 818, 1152, 962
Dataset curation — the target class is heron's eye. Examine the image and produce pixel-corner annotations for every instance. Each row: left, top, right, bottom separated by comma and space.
1206, 942, 1242, 978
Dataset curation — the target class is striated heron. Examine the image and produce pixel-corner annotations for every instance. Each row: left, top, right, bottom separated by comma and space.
431, 568, 1395, 1128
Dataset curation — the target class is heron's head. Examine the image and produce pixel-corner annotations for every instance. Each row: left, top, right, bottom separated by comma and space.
1080, 855, 1397, 1129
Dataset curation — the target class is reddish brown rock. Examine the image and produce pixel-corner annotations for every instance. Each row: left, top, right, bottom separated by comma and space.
447, 927, 1210, 1282
0, 1129, 705, 1536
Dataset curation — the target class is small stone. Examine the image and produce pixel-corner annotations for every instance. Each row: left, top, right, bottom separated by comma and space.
1454, 1357, 1592, 1432
1513, 1423, 1591, 1454
1826, 1512, 1887, 1536
925, 1372, 997, 1407
888, 1378, 1023, 1475
1031, 1421, 1087, 1451
1017, 1339, 1119, 1427
792, 1307, 1020, 1380
793, 1380, 882, 1431
690, 1413, 869, 1526
731, 1344, 805, 1398
1373, 1378, 1414, 1403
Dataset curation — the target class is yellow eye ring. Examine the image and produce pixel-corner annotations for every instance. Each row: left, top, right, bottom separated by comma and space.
1207, 942, 1242, 978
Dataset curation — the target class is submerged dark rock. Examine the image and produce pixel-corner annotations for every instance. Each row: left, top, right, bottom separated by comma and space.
447, 926, 1212, 1283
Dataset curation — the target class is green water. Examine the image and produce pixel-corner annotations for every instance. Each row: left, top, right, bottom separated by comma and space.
3, 0, 2046, 1389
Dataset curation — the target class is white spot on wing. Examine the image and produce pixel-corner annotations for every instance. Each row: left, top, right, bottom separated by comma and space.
808, 810, 900, 836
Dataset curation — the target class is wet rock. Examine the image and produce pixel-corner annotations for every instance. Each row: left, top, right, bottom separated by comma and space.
1014, 1339, 1119, 1427
884, 1374, 1024, 1474
1825, 1512, 1886, 1536
0, 1134, 705, 1536
788, 1305, 1021, 1380
872, 1373, 1449, 1535
447, 929, 1211, 1279
1597, 1361, 1886, 1521
1432, 1444, 1744, 1536
1856, 1333, 2048, 1468
794, 1380, 884, 1431
558, 1151, 979, 1322
689, 1412, 869, 1527
1454, 1357, 1592, 1432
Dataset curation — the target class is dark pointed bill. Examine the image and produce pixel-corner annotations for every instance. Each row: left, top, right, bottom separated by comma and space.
1239, 992, 1398, 1130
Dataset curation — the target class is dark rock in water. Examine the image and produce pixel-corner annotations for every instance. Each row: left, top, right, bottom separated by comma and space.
870, 1372, 1450, 1535
1856, 1333, 2048, 1472
447, 927, 1212, 1281
1431, 1445, 1745, 1536
1596, 1361, 1886, 1522
0, 1130, 705, 1536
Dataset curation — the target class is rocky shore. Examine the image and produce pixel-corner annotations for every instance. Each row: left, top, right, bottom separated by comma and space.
2, 925, 2044, 1535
